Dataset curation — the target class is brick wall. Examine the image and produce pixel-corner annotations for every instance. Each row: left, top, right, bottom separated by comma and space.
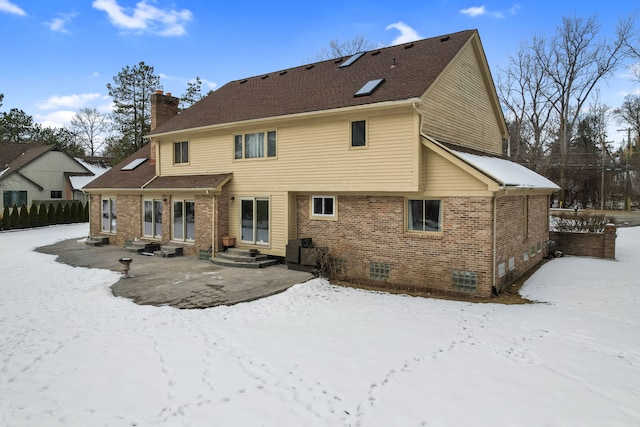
193, 195, 214, 256
550, 224, 616, 259
213, 186, 230, 254
90, 193, 219, 256
494, 195, 549, 292
296, 195, 495, 296
89, 194, 101, 237
115, 194, 142, 247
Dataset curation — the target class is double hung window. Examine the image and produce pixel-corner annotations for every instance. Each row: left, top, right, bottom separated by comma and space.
407, 199, 442, 232
174, 141, 189, 164
234, 131, 276, 159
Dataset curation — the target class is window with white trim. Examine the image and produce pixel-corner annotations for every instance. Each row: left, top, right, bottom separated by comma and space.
407, 199, 442, 232
174, 141, 189, 164
173, 200, 194, 241
234, 131, 277, 159
241, 197, 269, 244
101, 198, 117, 233
143, 199, 163, 238
312, 196, 335, 217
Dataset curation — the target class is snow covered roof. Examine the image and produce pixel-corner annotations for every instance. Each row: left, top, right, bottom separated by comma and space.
70, 158, 110, 190
453, 150, 559, 189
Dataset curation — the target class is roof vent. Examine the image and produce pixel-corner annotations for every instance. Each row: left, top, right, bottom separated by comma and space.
354, 78, 385, 97
240, 79, 248, 84
279, 70, 287, 76
261, 74, 269, 79
371, 50, 381, 56
306, 64, 315, 70
121, 158, 148, 171
440, 36, 450, 42
338, 52, 365, 68
403, 43, 414, 49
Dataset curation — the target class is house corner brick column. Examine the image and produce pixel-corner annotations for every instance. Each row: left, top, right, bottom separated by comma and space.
604, 224, 617, 259
89, 194, 102, 236
194, 195, 214, 255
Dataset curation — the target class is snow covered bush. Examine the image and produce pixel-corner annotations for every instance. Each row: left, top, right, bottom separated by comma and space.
552, 211, 614, 233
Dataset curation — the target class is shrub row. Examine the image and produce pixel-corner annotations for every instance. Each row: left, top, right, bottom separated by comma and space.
551, 211, 615, 233
0, 200, 89, 231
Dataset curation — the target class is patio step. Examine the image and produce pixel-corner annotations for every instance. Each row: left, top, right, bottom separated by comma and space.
125, 240, 161, 254
210, 248, 278, 268
85, 235, 109, 246
154, 245, 184, 258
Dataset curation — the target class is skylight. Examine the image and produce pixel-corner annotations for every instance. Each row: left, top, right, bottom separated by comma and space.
121, 158, 148, 171
338, 52, 365, 68
354, 78, 385, 97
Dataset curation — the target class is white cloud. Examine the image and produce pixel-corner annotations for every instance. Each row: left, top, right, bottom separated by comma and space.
385, 21, 422, 45
460, 4, 519, 19
45, 12, 78, 34
0, 0, 25, 16
92, 0, 192, 36
35, 110, 77, 129
201, 78, 217, 91
35, 93, 102, 110
460, 6, 486, 17
0, 0, 27, 16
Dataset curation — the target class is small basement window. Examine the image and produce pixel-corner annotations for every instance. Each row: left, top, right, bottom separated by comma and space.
452, 270, 477, 292
370, 262, 390, 280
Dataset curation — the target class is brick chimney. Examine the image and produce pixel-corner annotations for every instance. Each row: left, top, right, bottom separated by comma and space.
150, 90, 179, 165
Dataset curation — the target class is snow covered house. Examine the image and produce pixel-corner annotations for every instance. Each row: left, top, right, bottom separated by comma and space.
0, 142, 93, 211
84, 29, 559, 297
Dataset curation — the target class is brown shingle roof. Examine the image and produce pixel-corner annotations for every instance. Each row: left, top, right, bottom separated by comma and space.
144, 174, 231, 190
150, 29, 476, 135
83, 144, 155, 190
83, 144, 231, 191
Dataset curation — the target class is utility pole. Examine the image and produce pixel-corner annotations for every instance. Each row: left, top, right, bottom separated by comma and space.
617, 128, 632, 211
626, 128, 631, 212
600, 132, 605, 211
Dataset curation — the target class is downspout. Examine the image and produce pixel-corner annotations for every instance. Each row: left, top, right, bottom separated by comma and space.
492, 195, 498, 296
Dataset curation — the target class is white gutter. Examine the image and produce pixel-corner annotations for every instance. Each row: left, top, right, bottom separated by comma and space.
149, 98, 421, 138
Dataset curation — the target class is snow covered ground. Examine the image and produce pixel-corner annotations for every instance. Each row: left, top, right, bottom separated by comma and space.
0, 224, 638, 427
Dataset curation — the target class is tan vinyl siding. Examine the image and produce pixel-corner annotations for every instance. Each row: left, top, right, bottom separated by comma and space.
421, 144, 487, 193
419, 41, 503, 155
157, 108, 419, 193
226, 191, 288, 256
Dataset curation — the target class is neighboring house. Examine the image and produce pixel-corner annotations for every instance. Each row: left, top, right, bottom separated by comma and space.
84, 29, 559, 297
0, 142, 93, 211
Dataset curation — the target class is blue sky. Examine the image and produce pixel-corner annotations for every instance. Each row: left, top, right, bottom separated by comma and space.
1, 0, 638, 146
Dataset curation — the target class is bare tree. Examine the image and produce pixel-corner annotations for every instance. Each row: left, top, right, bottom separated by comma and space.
533, 15, 631, 202
316, 35, 376, 60
69, 107, 109, 156
614, 93, 640, 133
498, 43, 556, 170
